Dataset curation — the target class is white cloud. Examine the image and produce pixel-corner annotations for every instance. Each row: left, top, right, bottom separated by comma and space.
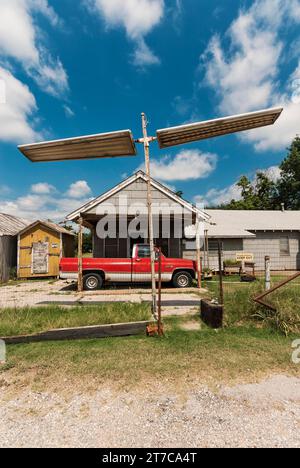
0, 0, 68, 97
87, 0, 164, 66
0, 180, 93, 221
67, 180, 92, 199
0, 66, 39, 143
132, 38, 160, 67
261, 165, 281, 182
202, 0, 300, 151
140, 149, 217, 182
31, 182, 56, 194
63, 105, 75, 118
195, 184, 242, 208
195, 165, 281, 207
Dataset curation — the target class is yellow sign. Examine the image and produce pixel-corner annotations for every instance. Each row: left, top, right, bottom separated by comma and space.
236, 253, 254, 262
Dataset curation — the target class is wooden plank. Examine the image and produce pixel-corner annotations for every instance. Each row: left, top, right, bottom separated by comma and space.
1, 321, 150, 345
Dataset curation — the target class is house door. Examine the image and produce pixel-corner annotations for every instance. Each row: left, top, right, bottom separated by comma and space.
32, 242, 49, 275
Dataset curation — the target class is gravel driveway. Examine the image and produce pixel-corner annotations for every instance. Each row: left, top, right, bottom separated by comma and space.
0, 280, 202, 315
0, 375, 299, 448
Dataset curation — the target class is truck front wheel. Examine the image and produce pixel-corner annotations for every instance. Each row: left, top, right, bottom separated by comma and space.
172, 271, 193, 288
83, 273, 103, 291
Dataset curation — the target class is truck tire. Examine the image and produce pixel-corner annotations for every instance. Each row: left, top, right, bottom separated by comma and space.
172, 271, 193, 288
83, 273, 103, 291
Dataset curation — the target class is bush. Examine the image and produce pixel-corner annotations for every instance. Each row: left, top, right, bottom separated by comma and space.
9, 267, 17, 280
218, 280, 300, 335
223, 260, 241, 267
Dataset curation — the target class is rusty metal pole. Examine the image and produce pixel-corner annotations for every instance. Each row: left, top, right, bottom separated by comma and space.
196, 215, 202, 289
141, 113, 157, 318
265, 256, 271, 291
77, 216, 83, 293
218, 240, 224, 305
157, 248, 163, 336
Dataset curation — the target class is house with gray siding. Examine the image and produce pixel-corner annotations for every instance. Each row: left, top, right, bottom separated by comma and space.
66, 172, 300, 272
201, 210, 300, 271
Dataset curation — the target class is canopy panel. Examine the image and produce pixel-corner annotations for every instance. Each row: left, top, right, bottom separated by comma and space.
156, 107, 283, 149
18, 130, 137, 162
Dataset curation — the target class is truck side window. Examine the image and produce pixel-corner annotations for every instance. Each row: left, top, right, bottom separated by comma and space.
138, 245, 151, 258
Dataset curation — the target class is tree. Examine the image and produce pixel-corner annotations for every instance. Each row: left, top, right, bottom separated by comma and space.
219, 173, 277, 210
277, 136, 300, 209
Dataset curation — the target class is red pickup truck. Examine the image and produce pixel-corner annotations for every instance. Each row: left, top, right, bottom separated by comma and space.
60, 244, 197, 290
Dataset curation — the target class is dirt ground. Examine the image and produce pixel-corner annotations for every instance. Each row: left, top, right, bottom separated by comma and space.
0, 375, 299, 448
0, 279, 203, 315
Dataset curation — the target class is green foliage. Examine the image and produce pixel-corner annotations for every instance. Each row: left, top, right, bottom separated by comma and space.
82, 231, 92, 253
216, 136, 300, 210
9, 267, 17, 280
277, 136, 300, 209
205, 279, 300, 336
223, 259, 241, 267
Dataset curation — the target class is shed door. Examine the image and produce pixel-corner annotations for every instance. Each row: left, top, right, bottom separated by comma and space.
32, 242, 49, 274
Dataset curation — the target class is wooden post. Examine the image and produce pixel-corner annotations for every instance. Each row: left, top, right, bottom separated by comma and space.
141, 112, 157, 318
196, 215, 202, 289
78, 216, 83, 293
265, 256, 271, 291
205, 229, 210, 270
157, 248, 163, 336
218, 240, 224, 305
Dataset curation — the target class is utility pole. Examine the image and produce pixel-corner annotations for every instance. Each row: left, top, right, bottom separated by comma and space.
141, 113, 157, 317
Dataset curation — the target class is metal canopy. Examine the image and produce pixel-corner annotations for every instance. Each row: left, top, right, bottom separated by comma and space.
18, 130, 137, 162
156, 107, 283, 149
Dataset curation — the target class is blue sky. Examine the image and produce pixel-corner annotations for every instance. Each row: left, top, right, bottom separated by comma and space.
0, 0, 300, 220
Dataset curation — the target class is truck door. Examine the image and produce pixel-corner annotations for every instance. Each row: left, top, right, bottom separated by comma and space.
132, 245, 153, 282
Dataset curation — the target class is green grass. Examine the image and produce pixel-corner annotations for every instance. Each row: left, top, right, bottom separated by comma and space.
204, 277, 300, 334
0, 277, 298, 390
0, 303, 151, 337
1, 316, 297, 391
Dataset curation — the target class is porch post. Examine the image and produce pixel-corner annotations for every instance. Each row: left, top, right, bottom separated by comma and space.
78, 216, 83, 293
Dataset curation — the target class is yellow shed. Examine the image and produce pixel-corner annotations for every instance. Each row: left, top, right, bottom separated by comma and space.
17, 221, 75, 279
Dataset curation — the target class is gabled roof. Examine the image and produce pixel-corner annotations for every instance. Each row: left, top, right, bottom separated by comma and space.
205, 210, 300, 238
66, 170, 210, 221
0, 213, 30, 236
18, 220, 75, 237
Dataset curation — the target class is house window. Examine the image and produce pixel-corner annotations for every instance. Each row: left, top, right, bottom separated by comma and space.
208, 240, 223, 254
280, 236, 290, 256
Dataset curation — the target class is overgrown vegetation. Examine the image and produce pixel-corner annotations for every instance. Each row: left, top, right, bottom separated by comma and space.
0, 303, 151, 337
205, 278, 300, 335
